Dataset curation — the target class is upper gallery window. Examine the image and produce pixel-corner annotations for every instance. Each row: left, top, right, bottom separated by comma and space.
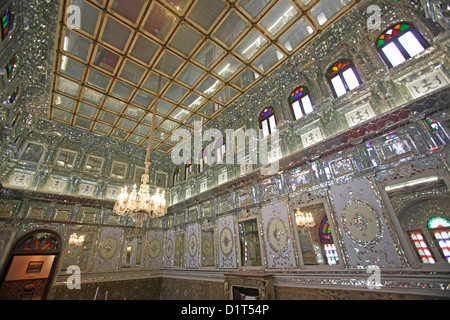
259, 107, 277, 138
289, 86, 313, 120
326, 60, 362, 98
5, 55, 16, 81
199, 148, 207, 172
216, 138, 226, 164
185, 160, 192, 180
1, 7, 14, 42
377, 23, 428, 68
173, 166, 180, 185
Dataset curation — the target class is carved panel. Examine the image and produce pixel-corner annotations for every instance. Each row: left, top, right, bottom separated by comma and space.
261, 201, 297, 269
217, 215, 237, 269
330, 178, 403, 268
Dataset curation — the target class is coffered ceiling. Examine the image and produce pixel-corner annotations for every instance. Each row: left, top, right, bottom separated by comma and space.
49, 0, 356, 154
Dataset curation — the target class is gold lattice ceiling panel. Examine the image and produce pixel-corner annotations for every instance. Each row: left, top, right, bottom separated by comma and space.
50, 0, 357, 153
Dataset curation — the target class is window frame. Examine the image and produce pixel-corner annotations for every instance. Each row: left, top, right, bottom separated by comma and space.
408, 229, 436, 264
216, 138, 226, 164
173, 166, 180, 185
0, 6, 15, 42
326, 60, 362, 98
427, 217, 450, 264
376, 23, 428, 69
184, 161, 192, 180
199, 148, 207, 172
259, 107, 277, 138
288, 86, 314, 121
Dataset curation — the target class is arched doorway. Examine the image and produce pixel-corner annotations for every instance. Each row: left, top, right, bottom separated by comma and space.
0, 229, 61, 300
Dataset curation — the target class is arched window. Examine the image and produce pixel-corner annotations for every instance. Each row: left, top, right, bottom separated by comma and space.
5, 55, 16, 81
1, 7, 14, 41
289, 86, 313, 120
319, 217, 339, 266
259, 107, 277, 138
216, 138, 226, 164
199, 149, 207, 172
377, 23, 428, 68
184, 160, 192, 180
173, 166, 179, 185
428, 217, 450, 263
408, 231, 435, 264
326, 60, 362, 98
15, 231, 60, 251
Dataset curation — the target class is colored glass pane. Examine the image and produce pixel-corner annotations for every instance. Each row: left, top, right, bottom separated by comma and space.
8, 87, 19, 104
6, 55, 15, 79
326, 60, 351, 78
17, 233, 59, 251
428, 217, 450, 229
409, 231, 435, 264
432, 229, 450, 263
289, 87, 307, 101
377, 23, 410, 47
319, 217, 332, 242
1, 9, 13, 40
319, 217, 338, 265
259, 107, 274, 120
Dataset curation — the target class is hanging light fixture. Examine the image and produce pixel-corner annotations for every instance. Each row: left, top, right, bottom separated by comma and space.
295, 208, 316, 229
113, 75, 167, 226
69, 233, 86, 246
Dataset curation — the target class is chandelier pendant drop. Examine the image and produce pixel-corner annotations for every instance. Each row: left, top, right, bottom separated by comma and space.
295, 209, 316, 229
113, 74, 167, 226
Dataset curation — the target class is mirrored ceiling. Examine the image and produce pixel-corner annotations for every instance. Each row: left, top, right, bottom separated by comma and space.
50, 0, 355, 154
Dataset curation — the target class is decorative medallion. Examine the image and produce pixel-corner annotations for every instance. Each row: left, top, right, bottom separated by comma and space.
188, 233, 198, 257
220, 227, 233, 256
166, 238, 173, 258
99, 236, 118, 260
341, 199, 382, 244
201, 238, 212, 257
267, 218, 289, 253
147, 238, 161, 259
67, 245, 80, 260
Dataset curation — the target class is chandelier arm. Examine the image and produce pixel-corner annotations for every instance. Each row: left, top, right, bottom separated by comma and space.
145, 74, 162, 167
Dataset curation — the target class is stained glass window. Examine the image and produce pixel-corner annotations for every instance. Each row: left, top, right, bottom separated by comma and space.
409, 231, 435, 264
1, 8, 13, 41
259, 107, 276, 138
199, 149, 207, 172
427, 120, 450, 146
428, 217, 450, 263
16, 232, 59, 251
5, 55, 16, 80
173, 166, 179, 185
428, 217, 450, 229
377, 23, 427, 68
326, 60, 361, 98
185, 160, 192, 180
289, 86, 313, 120
216, 138, 226, 164
6, 86, 19, 104
1, 9, 13, 41
319, 217, 338, 266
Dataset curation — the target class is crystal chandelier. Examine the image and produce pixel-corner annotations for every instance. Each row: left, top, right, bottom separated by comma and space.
295, 209, 316, 229
113, 75, 167, 226
69, 233, 85, 246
